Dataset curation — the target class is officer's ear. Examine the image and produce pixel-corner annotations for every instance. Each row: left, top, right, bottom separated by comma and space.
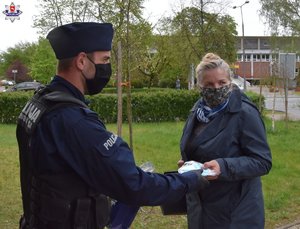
75, 52, 88, 71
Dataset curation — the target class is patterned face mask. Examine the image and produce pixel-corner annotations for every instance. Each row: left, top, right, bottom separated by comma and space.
200, 84, 232, 108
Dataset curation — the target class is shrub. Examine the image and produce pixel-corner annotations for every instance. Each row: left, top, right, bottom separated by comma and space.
0, 91, 32, 123
158, 78, 175, 88
0, 89, 264, 124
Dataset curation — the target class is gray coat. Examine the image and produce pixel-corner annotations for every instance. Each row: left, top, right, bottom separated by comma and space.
180, 89, 272, 229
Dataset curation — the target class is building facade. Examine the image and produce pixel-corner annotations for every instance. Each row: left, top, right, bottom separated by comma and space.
234, 36, 300, 84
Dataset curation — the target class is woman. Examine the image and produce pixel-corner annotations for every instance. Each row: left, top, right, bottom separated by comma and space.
179, 53, 272, 229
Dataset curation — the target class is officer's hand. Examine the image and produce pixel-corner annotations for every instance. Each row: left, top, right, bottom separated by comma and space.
177, 159, 185, 168
191, 169, 209, 189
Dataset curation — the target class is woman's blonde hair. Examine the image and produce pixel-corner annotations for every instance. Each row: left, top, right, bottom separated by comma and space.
196, 53, 232, 85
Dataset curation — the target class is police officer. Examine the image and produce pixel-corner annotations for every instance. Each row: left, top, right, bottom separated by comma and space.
16, 22, 208, 229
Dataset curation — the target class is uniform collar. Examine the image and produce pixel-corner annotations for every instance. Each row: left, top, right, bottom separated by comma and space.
49, 75, 87, 104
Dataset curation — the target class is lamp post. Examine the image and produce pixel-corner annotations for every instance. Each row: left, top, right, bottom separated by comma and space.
12, 69, 18, 83
233, 0, 249, 91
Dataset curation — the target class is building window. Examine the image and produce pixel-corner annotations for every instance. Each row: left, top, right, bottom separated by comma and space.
260, 38, 271, 49
244, 38, 258, 49
237, 54, 242, 61
253, 54, 260, 61
253, 54, 256, 61
245, 54, 251, 61
261, 54, 270, 61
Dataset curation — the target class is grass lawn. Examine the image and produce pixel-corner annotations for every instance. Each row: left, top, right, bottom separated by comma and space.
1, 120, 300, 228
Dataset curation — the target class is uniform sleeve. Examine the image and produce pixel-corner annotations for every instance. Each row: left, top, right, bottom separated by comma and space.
61, 110, 203, 206
217, 103, 272, 181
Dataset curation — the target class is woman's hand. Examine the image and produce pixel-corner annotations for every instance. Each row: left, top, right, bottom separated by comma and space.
203, 160, 221, 180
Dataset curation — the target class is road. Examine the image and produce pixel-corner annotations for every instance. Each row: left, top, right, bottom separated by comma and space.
247, 86, 300, 121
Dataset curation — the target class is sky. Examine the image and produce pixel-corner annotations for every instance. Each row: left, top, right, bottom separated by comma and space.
0, 0, 269, 53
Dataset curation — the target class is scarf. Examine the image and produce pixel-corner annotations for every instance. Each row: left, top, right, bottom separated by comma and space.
196, 98, 229, 123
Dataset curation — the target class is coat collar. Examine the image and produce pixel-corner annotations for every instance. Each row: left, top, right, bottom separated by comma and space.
227, 88, 242, 113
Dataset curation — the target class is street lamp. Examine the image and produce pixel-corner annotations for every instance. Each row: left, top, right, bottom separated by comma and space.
233, 0, 249, 91
12, 69, 18, 83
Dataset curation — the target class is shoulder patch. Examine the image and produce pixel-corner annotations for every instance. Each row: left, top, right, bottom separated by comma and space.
18, 98, 47, 134
103, 133, 118, 151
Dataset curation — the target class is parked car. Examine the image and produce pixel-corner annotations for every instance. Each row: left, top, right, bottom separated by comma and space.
232, 76, 251, 91
8, 81, 43, 92
0, 79, 15, 86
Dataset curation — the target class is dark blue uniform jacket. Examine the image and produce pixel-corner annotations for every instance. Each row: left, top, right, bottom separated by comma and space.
180, 88, 272, 229
31, 76, 201, 206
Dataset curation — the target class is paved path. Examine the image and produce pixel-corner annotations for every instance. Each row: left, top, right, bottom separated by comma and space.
276, 220, 300, 229
247, 86, 300, 120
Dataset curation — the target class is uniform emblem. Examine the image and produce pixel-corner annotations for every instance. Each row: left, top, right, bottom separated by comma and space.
104, 134, 118, 150
2, 2, 22, 22
18, 99, 46, 134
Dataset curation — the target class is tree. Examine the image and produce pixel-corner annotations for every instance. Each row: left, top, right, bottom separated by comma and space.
0, 38, 58, 84
6, 60, 31, 83
110, 0, 150, 149
259, 0, 300, 35
156, 4, 237, 85
171, 6, 236, 62
138, 49, 167, 88
30, 38, 57, 84
32, 0, 154, 85
0, 42, 36, 79
33, 0, 95, 35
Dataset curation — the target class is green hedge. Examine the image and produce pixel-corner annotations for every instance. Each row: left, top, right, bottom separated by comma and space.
0, 92, 33, 124
0, 89, 264, 124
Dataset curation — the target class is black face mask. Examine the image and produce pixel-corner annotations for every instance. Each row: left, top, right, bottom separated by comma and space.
85, 56, 112, 95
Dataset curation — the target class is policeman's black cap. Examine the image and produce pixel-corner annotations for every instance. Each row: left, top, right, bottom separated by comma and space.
46, 22, 114, 60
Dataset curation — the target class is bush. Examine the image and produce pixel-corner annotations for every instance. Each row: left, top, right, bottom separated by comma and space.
0, 89, 264, 124
158, 78, 175, 88
131, 78, 147, 89
88, 89, 200, 123
0, 91, 33, 123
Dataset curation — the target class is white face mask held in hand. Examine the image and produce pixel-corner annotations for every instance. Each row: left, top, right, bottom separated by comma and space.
178, 161, 216, 176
